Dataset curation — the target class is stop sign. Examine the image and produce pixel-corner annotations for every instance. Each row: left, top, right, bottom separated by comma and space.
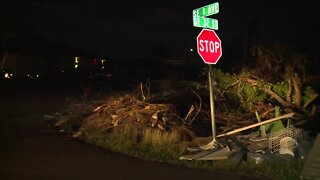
197, 29, 222, 64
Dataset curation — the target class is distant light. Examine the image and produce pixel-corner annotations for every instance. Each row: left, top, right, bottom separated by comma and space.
190, 48, 194, 52
36, 74, 39, 78
101, 59, 106, 65
61, 70, 65, 73
27, 74, 30, 77
75, 57, 79, 69
101, 66, 105, 70
4, 73, 9, 78
75, 57, 79, 64
10, 73, 13, 76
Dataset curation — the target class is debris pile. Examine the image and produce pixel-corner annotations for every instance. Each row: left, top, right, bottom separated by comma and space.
81, 94, 178, 133
179, 109, 317, 170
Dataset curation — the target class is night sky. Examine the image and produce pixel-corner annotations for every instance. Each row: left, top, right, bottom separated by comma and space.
1, 0, 320, 61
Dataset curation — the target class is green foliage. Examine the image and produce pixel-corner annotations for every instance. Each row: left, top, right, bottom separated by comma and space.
266, 106, 285, 133
211, 68, 237, 89
242, 84, 267, 110
302, 86, 317, 104
272, 81, 289, 99
209, 68, 270, 111
208, 68, 317, 113
225, 92, 241, 111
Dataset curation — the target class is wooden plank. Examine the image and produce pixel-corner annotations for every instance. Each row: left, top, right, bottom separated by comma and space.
216, 113, 294, 138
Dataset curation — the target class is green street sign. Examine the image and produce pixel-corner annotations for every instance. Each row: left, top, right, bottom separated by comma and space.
193, 16, 218, 30
193, 2, 219, 17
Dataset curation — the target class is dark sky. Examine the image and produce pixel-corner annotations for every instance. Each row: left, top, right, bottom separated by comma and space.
1, 0, 320, 61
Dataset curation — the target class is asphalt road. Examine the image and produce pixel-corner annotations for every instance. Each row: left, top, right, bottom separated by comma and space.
0, 90, 248, 180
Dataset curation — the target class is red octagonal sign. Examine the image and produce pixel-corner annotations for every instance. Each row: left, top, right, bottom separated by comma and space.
197, 29, 222, 64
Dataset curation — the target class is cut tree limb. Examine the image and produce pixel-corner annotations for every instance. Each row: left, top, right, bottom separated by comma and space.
188, 89, 202, 125
311, 105, 317, 116
286, 79, 292, 103
292, 74, 301, 107
264, 86, 290, 107
260, 107, 275, 118
184, 105, 194, 122
140, 82, 146, 101
216, 113, 294, 138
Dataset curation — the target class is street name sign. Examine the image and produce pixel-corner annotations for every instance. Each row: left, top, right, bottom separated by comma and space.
193, 16, 218, 30
193, 2, 219, 17
193, 2, 219, 30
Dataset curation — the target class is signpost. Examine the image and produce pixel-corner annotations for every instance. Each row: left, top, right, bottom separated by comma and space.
193, 2, 222, 150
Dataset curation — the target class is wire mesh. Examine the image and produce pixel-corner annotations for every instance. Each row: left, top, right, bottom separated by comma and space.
268, 127, 299, 153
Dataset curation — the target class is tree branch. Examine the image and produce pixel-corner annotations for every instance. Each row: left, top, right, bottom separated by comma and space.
245, 78, 290, 107
292, 74, 301, 107
286, 79, 292, 103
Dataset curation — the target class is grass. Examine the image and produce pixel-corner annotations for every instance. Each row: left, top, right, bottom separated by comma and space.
83, 124, 187, 162
78, 124, 303, 180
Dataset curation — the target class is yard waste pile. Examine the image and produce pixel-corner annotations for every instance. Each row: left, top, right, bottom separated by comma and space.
79, 93, 184, 135
50, 91, 194, 141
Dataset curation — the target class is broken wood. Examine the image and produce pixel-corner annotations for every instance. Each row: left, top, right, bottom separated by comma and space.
292, 74, 301, 107
140, 82, 146, 101
260, 107, 275, 118
286, 79, 292, 103
263, 85, 290, 107
216, 113, 294, 138
184, 105, 194, 122
189, 89, 202, 125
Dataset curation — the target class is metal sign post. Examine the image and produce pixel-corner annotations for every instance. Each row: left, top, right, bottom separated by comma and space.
194, 2, 221, 150
208, 65, 216, 140
180, 2, 227, 160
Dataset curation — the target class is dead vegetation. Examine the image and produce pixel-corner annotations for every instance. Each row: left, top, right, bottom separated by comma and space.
82, 93, 178, 133
53, 89, 194, 142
